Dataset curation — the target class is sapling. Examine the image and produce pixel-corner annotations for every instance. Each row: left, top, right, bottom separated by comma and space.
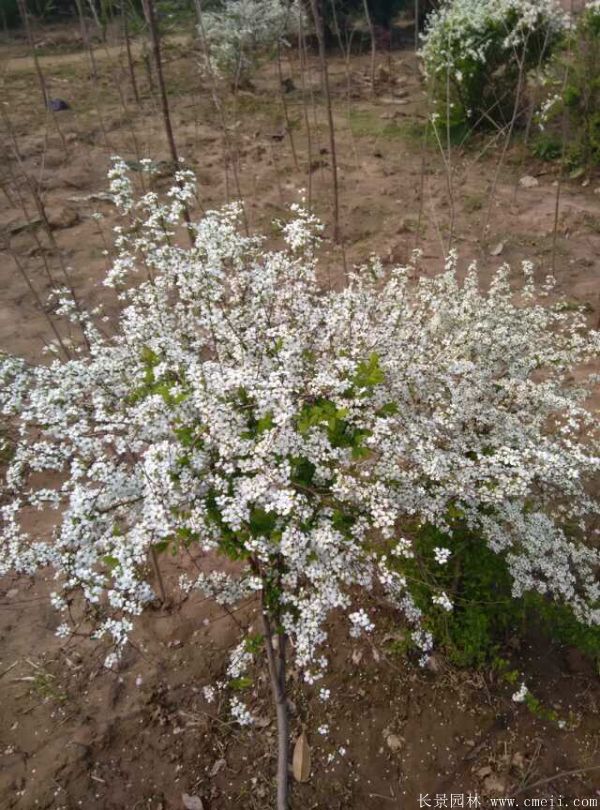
1, 163, 599, 808
15, 0, 70, 157
309, 0, 341, 241
16, 0, 48, 107
297, 10, 314, 207
74, 0, 99, 80
361, 0, 376, 95
537, 0, 600, 170
121, 0, 141, 106
276, 41, 300, 171
196, 1, 250, 231
198, 0, 305, 86
142, 0, 194, 240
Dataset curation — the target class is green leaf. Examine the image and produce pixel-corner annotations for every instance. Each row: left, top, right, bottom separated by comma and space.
249, 507, 277, 537
290, 456, 316, 487
376, 401, 399, 417
229, 676, 253, 690
244, 633, 264, 654
256, 412, 274, 434
332, 508, 356, 534
296, 398, 338, 434
352, 352, 385, 391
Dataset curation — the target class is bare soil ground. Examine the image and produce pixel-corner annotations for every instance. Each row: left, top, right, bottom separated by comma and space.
0, 24, 599, 810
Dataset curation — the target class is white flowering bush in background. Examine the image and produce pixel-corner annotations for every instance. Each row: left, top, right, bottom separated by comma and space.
535, 0, 600, 169
421, 0, 567, 135
198, 0, 305, 84
1, 161, 599, 803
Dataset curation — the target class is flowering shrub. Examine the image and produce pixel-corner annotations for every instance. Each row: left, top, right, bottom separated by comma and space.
1, 161, 599, 798
536, 0, 600, 168
198, 0, 305, 83
420, 0, 567, 135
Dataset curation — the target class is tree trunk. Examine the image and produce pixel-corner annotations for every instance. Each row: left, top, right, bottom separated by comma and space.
261, 599, 290, 810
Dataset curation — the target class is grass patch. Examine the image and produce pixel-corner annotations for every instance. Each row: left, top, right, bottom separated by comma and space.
230, 93, 280, 119
463, 193, 484, 213
348, 108, 415, 141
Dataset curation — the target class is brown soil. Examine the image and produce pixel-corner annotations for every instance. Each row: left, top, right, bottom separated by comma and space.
0, 24, 599, 810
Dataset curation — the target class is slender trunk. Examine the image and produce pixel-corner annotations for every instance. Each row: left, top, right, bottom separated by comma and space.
414, 126, 428, 249
277, 42, 300, 171
481, 47, 528, 240
142, 0, 193, 239
11, 253, 71, 359
261, 597, 289, 810
414, 0, 419, 51
142, 46, 155, 94
308, 0, 340, 242
122, 1, 140, 105
445, 62, 455, 249
86, 0, 101, 30
362, 0, 376, 95
297, 17, 313, 209
2, 108, 91, 351
16, 0, 47, 106
142, 0, 178, 165
74, 0, 98, 79
195, 0, 249, 231
330, 0, 359, 170
275, 630, 289, 810
17, 0, 71, 155
150, 546, 167, 604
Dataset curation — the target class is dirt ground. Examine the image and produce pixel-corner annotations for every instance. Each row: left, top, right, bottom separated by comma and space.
0, 22, 599, 810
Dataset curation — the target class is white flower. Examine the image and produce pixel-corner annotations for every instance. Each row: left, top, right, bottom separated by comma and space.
1, 159, 598, 739
432, 592, 454, 612
433, 547, 452, 565
420, 0, 566, 123
230, 696, 254, 726
203, 685, 216, 703
348, 609, 375, 638
199, 0, 306, 81
512, 681, 529, 703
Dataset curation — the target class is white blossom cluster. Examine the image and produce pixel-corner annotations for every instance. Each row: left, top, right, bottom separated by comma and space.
537, 91, 562, 130
198, 0, 305, 81
1, 161, 599, 707
420, 0, 567, 127
512, 680, 529, 702
536, 0, 600, 133
433, 546, 452, 565
421, 0, 567, 77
